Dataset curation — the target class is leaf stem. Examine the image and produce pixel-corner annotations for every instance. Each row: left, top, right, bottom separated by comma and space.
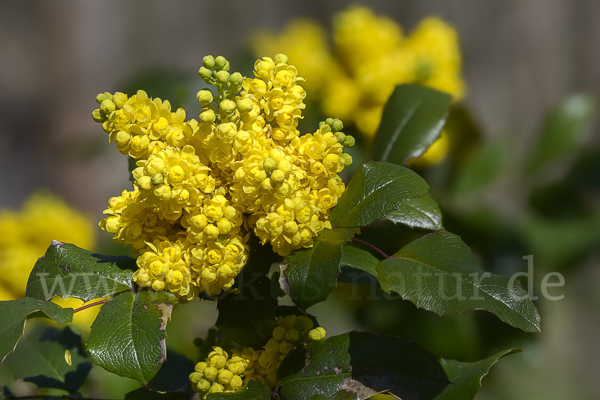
351, 238, 391, 259
73, 298, 111, 313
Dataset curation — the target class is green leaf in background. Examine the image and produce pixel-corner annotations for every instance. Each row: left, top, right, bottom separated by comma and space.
278, 331, 448, 400
385, 194, 443, 230
206, 379, 270, 400
528, 93, 596, 173
452, 141, 508, 196
377, 230, 541, 332
372, 84, 453, 166
1, 325, 91, 393
0, 298, 73, 362
26, 241, 135, 302
86, 291, 177, 384
330, 162, 429, 228
434, 349, 522, 399
216, 275, 278, 348
124, 387, 188, 400
280, 228, 354, 310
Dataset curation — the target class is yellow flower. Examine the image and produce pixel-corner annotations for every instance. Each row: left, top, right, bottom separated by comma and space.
0, 192, 96, 300
190, 347, 250, 398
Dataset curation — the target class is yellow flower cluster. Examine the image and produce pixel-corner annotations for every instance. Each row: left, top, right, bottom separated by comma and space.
252, 6, 465, 139
191, 315, 326, 396
189, 347, 247, 396
0, 193, 100, 330
94, 55, 353, 300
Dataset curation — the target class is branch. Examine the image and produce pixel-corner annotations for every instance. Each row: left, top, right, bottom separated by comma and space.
351, 237, 392, 259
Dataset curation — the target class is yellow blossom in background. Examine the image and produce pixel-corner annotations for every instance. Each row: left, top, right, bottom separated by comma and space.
252, 6, 466, 145
93, 54, 354, 302
0, 192, 99, 331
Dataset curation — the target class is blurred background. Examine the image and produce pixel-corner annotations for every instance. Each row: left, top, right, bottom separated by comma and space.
1, 1, 599, 399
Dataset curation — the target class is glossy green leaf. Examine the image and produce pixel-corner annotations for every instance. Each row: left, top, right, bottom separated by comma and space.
0, 298, 73, 362
434, 349, 522, 399
372, 84, 452, 166
125, 387, 188, 400
452, 141, 508, 196
330, 162, 429, 228
86, 290, 177, 384
377, 230, 541, 332
2, 325, 91, 393
280, 228, 354, 310
206, 379, 270, 399
278, 331, 448, 400
26, 241, 135, 302
338, 244, 385, 290
216, 275, 277, 348
528, 93, 596, 173
385, 194, 443, 230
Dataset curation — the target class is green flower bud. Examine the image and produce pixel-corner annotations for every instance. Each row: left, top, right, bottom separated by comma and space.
195, 379, 211, 392
203, 55, 215, 69
343, 135, 355, 148
293, 316, 314, 331
96, 93, 107, 104
92, 109, 104, 122
199, 108, 216, 123
198, 66, 213, 81
263, 157, 278, 173
274, 53, 289, 65
196, 89, 214, 105
229, 72, 243, 85
308, 327, 326, 342
325, 117, 334, 126
334, 132, 346, 144
331, 118, 344, 132
319, 121, 326, 128
100, 99, 115, 114
219, 99, 236, 115
237, 98, 253, 113
189, 372, 203, 383
103, 92, 113, 101
341, 153, 353, 167
215, 70, 230, 84
151, 173, 164, 186
215, 56, 228, 70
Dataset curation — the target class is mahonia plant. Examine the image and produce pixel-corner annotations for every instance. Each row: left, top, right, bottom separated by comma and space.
93, 54, 355, 300
0, 49, 541, 400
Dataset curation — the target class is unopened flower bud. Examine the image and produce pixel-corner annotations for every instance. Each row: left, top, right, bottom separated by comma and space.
203, 55, 216, 69
189, 372, 203, 383
270, 169, 285, 184
334, 132, 346, 144
229, 72, 243, 85
215, 56, 228, 70
92, 109, 104, 122
196, 89, 214, 105
343, 135, 355, 148
195, 379, 210, 392
308, 327, 326, 342
325, 117, 334, 126
96, 93, 107, 104
341, 153, 353, 167
331, 118, 344, 132
274, 53, 289, 65
199, 108, 216, 123
294, 316, 314, 331
216, 70, 230, 84
237, 98, 253, 113
100, 99, 115, 114
151, 173, 164, 186
263, 157, 278, 173
219, 99, 236, 115
198, 66, 213, 81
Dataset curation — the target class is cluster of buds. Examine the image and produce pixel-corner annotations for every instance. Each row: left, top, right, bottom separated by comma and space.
191, 315, 326, 396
